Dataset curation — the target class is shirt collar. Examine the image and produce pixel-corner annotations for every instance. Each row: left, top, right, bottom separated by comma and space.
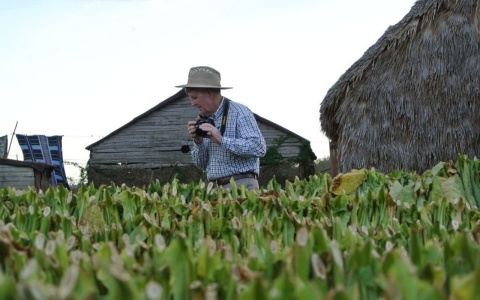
211, 97, 225, 120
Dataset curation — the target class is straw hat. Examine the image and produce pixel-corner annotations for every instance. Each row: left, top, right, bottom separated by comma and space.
175, 66, 232, 89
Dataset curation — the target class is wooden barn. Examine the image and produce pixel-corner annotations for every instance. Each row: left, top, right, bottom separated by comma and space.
86, 90, 316, 187
320, 0, 480, 175
0, 158, 55, 191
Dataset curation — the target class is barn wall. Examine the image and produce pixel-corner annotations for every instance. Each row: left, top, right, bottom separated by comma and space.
88, 164, 303, 189
88, 97, 196, 168
0, 165, 35, 190
88, 165, 205, 188
258, 122, 302, 159
0, 159, 54, 191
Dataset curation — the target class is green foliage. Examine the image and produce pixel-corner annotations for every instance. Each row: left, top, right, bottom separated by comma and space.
64, 160, 90, 186
65, 160, 109, 187
168, 161, 186, 183
260, 135, 289, 166
291, 140, 316, 170
1, 154, 480, 299
261, 135, 316, 169
315, 156, 331, 173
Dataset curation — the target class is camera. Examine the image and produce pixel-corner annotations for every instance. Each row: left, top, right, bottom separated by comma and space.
195, 114, 215, 136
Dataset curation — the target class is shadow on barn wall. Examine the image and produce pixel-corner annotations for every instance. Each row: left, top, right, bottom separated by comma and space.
87, 164, 307, 189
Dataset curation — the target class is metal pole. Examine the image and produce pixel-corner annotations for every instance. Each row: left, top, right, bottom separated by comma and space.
6, 121, 18, 158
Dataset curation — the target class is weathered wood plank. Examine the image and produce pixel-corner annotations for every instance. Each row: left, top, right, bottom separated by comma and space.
92, 136, 191, 147
91, 143, 191, 152
0, 165, 35, 189
89, 151, 192, 165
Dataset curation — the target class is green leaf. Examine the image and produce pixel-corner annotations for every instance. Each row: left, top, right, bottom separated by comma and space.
164, 238, 194, 300
389, 181, 416, 205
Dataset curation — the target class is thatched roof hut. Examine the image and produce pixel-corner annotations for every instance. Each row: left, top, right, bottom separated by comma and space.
320, 0, 480, 175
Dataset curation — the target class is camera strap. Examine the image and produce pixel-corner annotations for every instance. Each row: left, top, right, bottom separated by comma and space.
220, 98, 229, 136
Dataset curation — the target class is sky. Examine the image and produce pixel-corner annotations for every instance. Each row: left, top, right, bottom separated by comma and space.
0, 0, 417, 183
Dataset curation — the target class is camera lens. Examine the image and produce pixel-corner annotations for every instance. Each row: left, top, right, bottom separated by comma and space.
181, 145, 190, 153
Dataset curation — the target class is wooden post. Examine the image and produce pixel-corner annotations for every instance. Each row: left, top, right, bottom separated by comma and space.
329, 141, 339, 176
7, 121, 18, 158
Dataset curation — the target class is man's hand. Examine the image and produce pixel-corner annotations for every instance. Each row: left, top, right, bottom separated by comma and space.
187, 120, 202, 144
187, 120, 222, 145
198, 123, 222, 144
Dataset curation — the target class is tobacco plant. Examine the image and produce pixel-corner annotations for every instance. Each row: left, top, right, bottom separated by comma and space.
1, 154, 480, 299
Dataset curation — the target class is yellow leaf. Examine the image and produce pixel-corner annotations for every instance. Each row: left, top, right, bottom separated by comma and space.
79, 202, 105, 233
329, 169, 367, 195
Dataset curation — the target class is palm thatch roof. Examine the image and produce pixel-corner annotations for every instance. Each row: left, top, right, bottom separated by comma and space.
320, 0, 480, 174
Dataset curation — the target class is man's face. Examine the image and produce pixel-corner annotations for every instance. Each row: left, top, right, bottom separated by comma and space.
188, 90, 213, 115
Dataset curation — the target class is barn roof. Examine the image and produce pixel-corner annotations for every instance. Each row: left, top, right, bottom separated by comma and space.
319, 0, 480, 173
0, 158, 55, 173
86, 90, 311, 150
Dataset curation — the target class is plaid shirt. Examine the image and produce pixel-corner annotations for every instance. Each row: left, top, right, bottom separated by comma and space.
191, 97, 266, 181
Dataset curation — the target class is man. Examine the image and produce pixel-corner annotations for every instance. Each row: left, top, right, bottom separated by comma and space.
178, 66, 266, 190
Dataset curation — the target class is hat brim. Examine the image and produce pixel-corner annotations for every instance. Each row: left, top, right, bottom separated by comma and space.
175, 84, 232, 89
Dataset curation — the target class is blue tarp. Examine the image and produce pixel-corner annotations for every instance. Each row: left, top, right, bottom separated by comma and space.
0, 135, 7, 158
16, 134, 70, 189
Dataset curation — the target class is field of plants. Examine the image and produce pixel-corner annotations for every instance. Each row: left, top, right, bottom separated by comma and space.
1, 154, 480, 299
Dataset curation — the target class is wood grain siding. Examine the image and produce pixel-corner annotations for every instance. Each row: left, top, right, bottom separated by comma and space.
87, 91, 313, 171
88, 95, 195, 168
258, 122, 301, 159
0, 165, 35, 189
0, 158, 55, 191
